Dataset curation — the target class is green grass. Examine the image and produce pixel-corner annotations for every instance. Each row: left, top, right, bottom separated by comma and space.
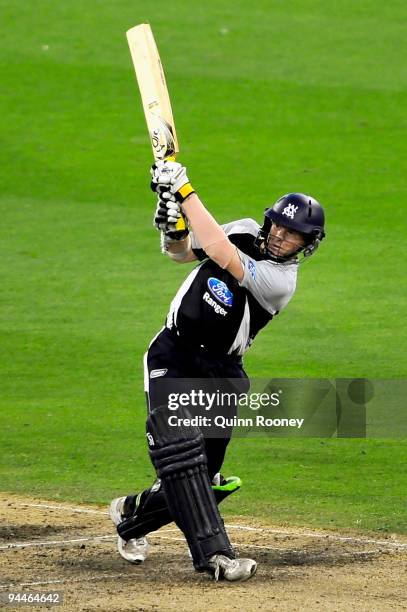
0, 0, 406, 533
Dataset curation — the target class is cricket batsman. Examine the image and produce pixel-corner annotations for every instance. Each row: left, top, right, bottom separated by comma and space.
109, 160, 326, 581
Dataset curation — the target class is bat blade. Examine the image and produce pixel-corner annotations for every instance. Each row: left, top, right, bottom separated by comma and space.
126, 23, 179, 161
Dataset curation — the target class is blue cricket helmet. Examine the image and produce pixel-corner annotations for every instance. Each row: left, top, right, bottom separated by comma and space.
256, 193, 326, 262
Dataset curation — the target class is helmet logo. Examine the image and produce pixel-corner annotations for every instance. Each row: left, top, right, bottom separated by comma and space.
282, 203, 298, 220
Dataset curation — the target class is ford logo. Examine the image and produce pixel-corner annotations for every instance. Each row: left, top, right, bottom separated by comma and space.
207, 277, 233, 307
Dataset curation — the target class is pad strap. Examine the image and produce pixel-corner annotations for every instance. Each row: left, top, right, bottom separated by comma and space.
117, 477, 241, 542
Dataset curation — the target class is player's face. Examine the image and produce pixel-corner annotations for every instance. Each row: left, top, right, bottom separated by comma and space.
268, 223, 306, 257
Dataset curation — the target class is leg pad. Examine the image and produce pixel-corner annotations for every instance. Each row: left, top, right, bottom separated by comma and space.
147, 405, 234, 570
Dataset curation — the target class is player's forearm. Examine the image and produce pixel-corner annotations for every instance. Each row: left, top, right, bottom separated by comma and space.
181, 194, 237, 269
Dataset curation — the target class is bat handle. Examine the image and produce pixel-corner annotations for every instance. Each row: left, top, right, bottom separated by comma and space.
164, 154, 187, 232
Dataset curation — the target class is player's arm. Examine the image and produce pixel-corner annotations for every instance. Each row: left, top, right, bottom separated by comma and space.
182, 193, 244, 280
151, 161, 244, 280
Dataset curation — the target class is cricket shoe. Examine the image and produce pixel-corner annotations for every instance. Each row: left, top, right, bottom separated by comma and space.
109, 497, 150, 564
207, 554, 257, 582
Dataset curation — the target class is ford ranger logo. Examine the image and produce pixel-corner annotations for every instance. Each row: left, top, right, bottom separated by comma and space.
207, 277, 233, 307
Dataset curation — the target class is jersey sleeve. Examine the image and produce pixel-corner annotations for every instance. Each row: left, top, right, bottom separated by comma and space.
190, 218, 258, 248
190, 218, 258, 261
189, 231, 207, 261
221, 218, 259, 238
237, 250, 298, 315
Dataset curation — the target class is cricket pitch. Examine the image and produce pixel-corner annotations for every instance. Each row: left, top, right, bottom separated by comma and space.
0, 494, 406, 611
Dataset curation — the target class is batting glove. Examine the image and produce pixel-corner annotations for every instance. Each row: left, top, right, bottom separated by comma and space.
153, 197, 189, 240
150, 160, 195, 203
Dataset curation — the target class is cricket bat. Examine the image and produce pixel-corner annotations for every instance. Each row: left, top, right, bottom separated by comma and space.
126, 24, 186, 231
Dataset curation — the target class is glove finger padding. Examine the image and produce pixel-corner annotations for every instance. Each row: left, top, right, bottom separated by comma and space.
166, 202, 182, 224
153, 198, 188, 238
161, 190, 176, 202
153, 201, 168, 224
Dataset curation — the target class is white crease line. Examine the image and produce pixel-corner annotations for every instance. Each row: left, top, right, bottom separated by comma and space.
8, 501, 407, 551
0, 535, 115, 550
0, 533, 187, 551
0, 533, 187, 552
22, 503, 105, 515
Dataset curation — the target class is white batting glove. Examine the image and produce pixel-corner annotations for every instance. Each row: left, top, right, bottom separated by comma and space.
150, 160, 179, 187
150, 160, 195, 203
153, 198, 183, 231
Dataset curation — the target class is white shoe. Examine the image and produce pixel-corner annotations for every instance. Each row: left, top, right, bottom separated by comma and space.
207, 554, 257, 582
109, 497, 150, 564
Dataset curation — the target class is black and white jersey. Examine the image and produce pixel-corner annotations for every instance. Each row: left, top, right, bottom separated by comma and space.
165, 218, 298, 356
